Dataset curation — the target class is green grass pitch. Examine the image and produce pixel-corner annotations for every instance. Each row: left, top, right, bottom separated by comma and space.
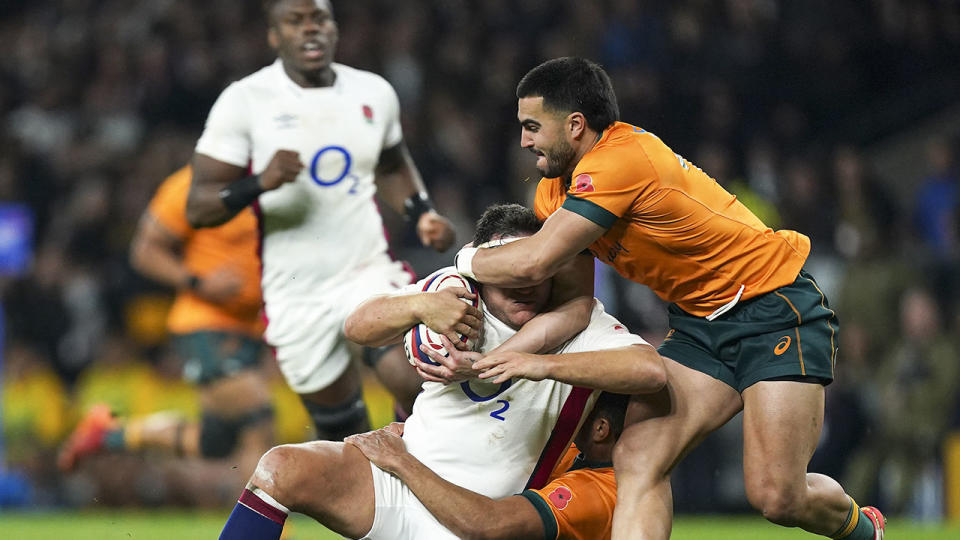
2, 510, 958, 539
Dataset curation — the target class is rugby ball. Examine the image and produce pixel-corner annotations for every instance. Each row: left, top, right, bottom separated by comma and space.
404, 268, 482, 366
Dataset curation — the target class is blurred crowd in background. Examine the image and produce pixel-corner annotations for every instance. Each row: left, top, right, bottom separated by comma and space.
2, 0, 960, 521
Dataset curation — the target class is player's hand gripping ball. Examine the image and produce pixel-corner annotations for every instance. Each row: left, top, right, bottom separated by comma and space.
404, 269, 482, 366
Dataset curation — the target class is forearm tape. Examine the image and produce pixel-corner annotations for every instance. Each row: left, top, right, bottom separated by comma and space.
218, 174, 264, 212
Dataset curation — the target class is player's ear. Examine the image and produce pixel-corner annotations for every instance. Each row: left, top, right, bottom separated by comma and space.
267, 27, 280, 50
566, 112, 587, 140
592, 417, 612, 443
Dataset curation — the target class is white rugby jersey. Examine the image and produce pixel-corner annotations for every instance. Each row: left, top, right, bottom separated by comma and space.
399, 269, 648, 499
196, 59, 403, 304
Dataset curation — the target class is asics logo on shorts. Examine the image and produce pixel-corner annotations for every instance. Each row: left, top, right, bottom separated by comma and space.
774, 335, 791, 356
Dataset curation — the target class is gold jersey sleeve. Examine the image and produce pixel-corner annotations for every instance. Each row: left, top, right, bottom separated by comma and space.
535, 122, 810, 317
524, 466, 617, 540
145, 166, 264, 336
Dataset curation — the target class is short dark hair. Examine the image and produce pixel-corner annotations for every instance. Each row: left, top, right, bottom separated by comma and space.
516, 57, 619, 132
591, 392, 630, 437
473, 204, 542, 245
263, 0, 333, 25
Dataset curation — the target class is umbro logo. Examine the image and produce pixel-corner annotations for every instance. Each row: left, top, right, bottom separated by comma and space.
274, 113, 299, 129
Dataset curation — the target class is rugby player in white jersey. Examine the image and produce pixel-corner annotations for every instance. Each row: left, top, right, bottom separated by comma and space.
217, 204, 666, 540
185, 0, 459, 439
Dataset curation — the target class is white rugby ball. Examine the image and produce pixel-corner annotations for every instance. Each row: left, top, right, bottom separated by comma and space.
404, 268, 482, 366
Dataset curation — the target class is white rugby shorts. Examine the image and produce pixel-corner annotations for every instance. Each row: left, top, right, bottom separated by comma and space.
360, 462, 459, 540
264, 257, 413, 394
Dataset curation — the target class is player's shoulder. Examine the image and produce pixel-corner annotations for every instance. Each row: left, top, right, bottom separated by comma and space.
152, 165, 192, 201
574, 122, 662, 184
562, 463, 616, 485
571, 300, 648, 345
418, 265, 459, 284
332, 63, 395, 95
219, 61, 285, 99
584, 299, 616, 326
394, 265, 458, 294
583, 123, 651, 164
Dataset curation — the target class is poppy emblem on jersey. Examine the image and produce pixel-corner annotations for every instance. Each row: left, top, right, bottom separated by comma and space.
774, 336, 792, 356
573, 173, 595, 193
613, 324, 626, 333
548, 486, 573, 510
362, 105, 374, 124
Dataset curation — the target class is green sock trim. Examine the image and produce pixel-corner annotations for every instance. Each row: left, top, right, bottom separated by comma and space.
103, 428, 126, 451
830, 498, 857, 538
846, 511, 877, 540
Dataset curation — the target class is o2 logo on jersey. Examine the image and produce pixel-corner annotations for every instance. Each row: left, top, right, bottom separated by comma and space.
460, 380, 512, 421
309, 145, 360, 193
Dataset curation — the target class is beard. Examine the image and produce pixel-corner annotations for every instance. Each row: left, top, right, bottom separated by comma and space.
538, 137, 576, 178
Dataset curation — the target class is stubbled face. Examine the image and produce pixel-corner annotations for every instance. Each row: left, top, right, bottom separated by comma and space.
518, 96, 576, 178
478, 234, 552, 329
482, 281, 553, 330
268, 0, 338, 84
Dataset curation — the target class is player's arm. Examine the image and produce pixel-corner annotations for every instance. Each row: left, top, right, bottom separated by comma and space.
346, 427, 543, 540
344, 289, 482, 348
186, 151, 303, 228
493, 253, 595, 355
373, 141, 455, 252
130, 212, 245, 304
472, 343, 666, 395
458, 207, 606, 287
129, 212, 193, 291
414, 254, 596, 384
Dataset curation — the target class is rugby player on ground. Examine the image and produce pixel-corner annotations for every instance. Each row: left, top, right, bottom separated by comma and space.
217, 203, 665, 540
347, 391, 629, 540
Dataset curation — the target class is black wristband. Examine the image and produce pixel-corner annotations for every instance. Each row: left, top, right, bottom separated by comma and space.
218, 174, 264, 212
404, 192, 434, 222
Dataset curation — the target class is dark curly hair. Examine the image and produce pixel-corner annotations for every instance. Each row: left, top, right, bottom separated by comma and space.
516, 57, 619, 133
472, 203, 542, 246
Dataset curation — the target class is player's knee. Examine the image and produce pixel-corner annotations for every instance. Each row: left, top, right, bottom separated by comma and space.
251, 445, 302, 507
745, 480, 805, 526
303, 391, 369, 441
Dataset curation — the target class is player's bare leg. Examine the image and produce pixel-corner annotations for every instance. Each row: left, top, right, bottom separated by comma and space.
611, 358, 742, 540
742, 380, 877, 538
203, 370, 275, 474
59, 370, 273, 475
122, 371, 273, 464
299, 362, 371, 440
221, 440, 375, 539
